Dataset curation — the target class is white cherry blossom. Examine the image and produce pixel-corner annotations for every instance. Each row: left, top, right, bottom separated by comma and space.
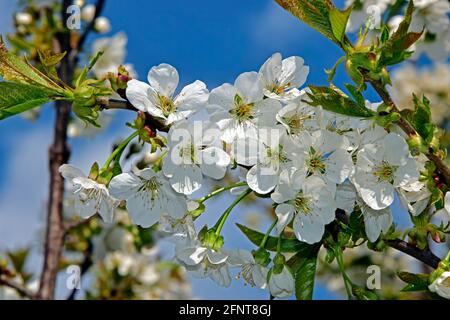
351, 133, 420, 210
268, 266, 295, 298
109, 169, 187, 227
259, 52, 309, 101
163, 121, 230, 195
207, 71, 281, 143
60, 164, 118, 223
126, 63, 209, 125
272, 175, 337, 244
227, 249, 268, 289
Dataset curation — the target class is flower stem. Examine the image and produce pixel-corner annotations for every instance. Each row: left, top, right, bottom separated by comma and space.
334, 247, 353, 300
214, 188, 252, 236
260, 218, 278, 249
198, 182, 248, 204
101, 131, 139, 171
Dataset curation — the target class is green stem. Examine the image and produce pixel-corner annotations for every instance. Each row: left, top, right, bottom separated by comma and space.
101, 131, 139, 171
334, 247, 353, 300
198, 182, 248, 204
214, 188, 252, 236
260, 218, 278, 249
277, 233, 282, 254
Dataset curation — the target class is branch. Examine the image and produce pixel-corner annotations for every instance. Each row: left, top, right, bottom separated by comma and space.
0, 276, 35, 299
336, 210, 441, 269
37, 0, 74, 300
66, 243, 93, 300
97, 97, 170, 132
386, 239, 441, 269
366, 76, 450, 186
76, 0, 106, 53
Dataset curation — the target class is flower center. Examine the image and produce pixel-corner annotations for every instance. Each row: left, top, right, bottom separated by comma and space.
157, 94, 176, 116
307, 148, 326, 174
292, 192, 311, 215
141, 177, 162, 200
373, 161, 397, 183
266, 145, 288, 167
268, 82, 290, 95
286, 113, 312, 135
230, 94, 254, 122
179, 142, 196, 164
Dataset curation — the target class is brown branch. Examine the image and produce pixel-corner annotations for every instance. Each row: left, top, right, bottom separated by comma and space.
386, 239, 440, 269
37, 0, 74, 300
0, 276, 35, 299
366, 76, 450, 186
97, 97, 170, 132
76, 0, 106, 53
335, 210, 441, 269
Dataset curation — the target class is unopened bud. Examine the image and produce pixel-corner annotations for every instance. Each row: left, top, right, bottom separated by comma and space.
15, 12, 33, 26
254, 248, 271, 267
81, 4, 96, 22
94, 17, 111, 34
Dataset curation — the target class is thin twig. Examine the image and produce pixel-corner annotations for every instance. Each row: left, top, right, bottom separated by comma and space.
66, 243, 93, 300
0, 276, 35, 299
76, 0, 106, 53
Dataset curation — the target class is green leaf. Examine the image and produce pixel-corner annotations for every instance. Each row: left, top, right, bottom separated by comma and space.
404, 94, 436, 145
0, 40, 68, 95
275, 0, 351, 49
381, 1, 423, 66
0, 82, 51, 120
236, 223, 309, 253
287, 246, 319, 300
325, 56, 346, 82
7, 249, 29, 273
329, 6, 352, 44
306, 85, 376, 118
397, 271, 430, 292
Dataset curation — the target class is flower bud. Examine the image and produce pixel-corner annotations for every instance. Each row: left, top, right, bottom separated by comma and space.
94, 17, 111, 34
253, 248, 271, 267
81, 4, 96, 22
15, 12, 33, 26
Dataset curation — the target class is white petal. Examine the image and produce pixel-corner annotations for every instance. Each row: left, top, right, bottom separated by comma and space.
383, 133, 409, 166
246, 164, 278, 194
326, 149, 353, 184
293, 214, 325, 244
363, 206, 393, 242
59, 164, 85, 180
280, 56, 309, 89
275, 204, 295, 233
174, 80, 209, 111
147, 63, 179, 97
207, 83, 237, 113
234, 71, 264, 103
259, 52, 282, 86
177, 246, 207, 266
125, 79, 154, 113
109, 172, 142, 200
169, 165, 203, 195
199, 147, 230, 180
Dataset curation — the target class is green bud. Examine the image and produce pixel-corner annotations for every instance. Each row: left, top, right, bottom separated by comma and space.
88, 162, 99, 180
253, 248, 271, 267
272, 253, 286, 275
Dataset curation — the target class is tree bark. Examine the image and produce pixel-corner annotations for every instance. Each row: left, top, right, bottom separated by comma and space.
37, 0, 73, 300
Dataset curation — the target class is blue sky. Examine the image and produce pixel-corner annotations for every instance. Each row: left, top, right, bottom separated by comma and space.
0, 0, 427, 300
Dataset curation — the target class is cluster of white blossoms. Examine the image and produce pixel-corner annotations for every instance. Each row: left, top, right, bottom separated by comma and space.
391, 62, 450, 123
346, 0, 450, 61
58, 50, 450, 298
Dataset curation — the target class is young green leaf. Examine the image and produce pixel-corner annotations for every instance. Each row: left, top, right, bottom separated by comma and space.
236, 223, 309, 253
329, 6, 353, 44
0, 40, 70, 96
0, 82, 52, 120
286, 245, 320, 300
306, 85, 376, 118
275, 0, 352, 50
